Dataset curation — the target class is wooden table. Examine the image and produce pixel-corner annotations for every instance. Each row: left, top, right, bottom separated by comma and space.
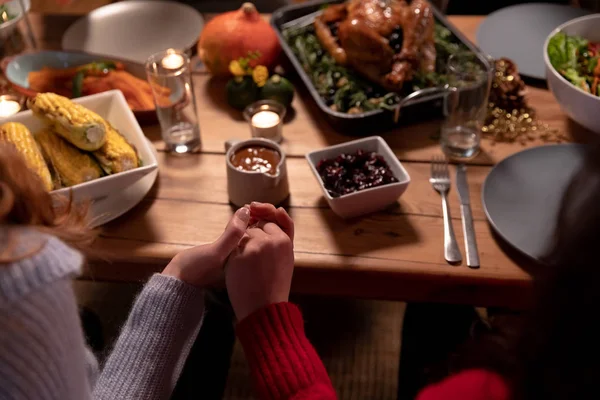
16, 13, 600, 308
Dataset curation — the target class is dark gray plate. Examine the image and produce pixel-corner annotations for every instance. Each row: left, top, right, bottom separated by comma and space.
62, 1, 203, 64
482, 144, 588, 260
476, 3, 589, 80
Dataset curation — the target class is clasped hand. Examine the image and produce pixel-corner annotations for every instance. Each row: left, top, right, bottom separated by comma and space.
162, 202, 295, 320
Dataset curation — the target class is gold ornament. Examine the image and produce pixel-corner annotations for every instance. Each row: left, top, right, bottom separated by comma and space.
483, 58, 566, 144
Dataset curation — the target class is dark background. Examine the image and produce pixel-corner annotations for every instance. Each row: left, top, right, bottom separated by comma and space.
177, 0, 573, 14
446, 0, 568, 14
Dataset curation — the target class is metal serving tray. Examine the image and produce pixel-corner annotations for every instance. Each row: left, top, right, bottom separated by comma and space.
271, 0, 486, 134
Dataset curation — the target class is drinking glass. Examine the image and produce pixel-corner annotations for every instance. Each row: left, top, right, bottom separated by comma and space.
145, 49, 201, 154
441, 52, 493, 159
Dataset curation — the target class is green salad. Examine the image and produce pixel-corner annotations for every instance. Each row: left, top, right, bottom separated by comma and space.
548, 31, 600, 97
282, 22, 469, 114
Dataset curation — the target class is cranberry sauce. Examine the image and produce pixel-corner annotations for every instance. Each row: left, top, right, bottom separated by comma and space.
316, 149, 398, 197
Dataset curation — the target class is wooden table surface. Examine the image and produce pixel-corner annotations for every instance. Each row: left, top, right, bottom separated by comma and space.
17, 13, 599, 308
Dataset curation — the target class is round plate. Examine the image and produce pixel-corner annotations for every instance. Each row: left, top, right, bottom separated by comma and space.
476, 4, 589, 80
89, 140, 158, 228
482, 144, 589, 260
62, 0, 203, 64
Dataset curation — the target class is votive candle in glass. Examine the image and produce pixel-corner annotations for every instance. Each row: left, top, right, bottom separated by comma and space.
0, 94, 22, 118
243, 100, 286, 143
145, 49, 201, 154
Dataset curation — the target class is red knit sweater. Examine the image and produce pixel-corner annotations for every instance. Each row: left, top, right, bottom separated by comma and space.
237, 302, 337, 399
417, 369, 509, 400
236, 302, 510, 400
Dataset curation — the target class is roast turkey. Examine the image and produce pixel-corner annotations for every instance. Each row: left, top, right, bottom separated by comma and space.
314, 0, 436, 91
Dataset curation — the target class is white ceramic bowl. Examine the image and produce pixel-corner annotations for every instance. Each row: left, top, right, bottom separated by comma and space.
0, 90, 158, 201
306, 136, 411, 219
544, 14, 600, 134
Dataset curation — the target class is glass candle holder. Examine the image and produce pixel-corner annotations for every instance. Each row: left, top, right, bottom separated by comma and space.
243, 100, 286, 143
145, 49, 201, 154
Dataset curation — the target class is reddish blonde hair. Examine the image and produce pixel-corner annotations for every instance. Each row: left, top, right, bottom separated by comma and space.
0, 143, 94, 262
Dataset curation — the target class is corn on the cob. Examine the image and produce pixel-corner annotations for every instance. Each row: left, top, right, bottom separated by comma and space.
0, 122, 53, 191
36, 130, 103, 187
93, 122, 139, 174
28, 93, 107, 151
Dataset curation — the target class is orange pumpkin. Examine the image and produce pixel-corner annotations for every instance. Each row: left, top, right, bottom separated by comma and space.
198, 2, 281, 77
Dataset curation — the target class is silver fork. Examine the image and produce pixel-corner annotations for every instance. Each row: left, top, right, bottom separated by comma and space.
430, 156, 462, 264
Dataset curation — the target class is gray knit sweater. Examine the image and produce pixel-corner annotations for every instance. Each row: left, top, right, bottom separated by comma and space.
0, 231, 206, 400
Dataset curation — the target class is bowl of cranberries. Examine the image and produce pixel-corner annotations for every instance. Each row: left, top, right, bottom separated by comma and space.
306, 136, 411, 218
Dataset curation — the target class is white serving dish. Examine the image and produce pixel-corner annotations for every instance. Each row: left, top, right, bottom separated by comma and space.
306, 136, 411, 219
0, 90, 158, 202
544, 14, 600, 135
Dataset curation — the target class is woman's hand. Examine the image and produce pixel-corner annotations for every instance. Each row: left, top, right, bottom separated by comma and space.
225, 203, 295, 321
162, 206, 251, 287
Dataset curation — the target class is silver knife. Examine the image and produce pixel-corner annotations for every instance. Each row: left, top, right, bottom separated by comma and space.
456, 165, 480, 268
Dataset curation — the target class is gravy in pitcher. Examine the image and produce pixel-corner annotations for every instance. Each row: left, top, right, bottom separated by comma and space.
230, 145, 281, 176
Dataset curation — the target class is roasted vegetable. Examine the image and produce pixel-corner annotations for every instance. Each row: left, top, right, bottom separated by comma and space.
27, 63, 157, 111
0, 122, 53, 191
93, 123, 139, 174
36, 130, 103, 187
283, 21, 468, 114
28, 93, 107, 151
78, 61, 118, 75
260, 75, 295, 107
72, 62, 118, 98
226, 76, 259, 110
72, 71, 84, 98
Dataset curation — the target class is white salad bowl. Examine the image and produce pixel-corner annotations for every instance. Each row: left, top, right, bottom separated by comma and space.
306, 136, 411, 219
0, 90, 158, 201
544, 14, 600, 134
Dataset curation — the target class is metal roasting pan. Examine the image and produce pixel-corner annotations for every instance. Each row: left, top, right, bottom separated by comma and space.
271, 0, 489, 134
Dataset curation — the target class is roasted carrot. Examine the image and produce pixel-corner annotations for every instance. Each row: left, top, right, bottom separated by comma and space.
27, 62, 162, 111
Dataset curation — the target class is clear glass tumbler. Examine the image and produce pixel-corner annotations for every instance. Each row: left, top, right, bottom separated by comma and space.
145, 49, 201, 154
441, 52, 493, 159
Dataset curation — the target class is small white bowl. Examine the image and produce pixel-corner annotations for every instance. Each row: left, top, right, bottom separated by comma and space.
306, 136, 410, 219
0, 90, 158, 201
544, 14, 600, 134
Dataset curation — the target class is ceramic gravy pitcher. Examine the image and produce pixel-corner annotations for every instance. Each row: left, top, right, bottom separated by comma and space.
225, 138, 290, 207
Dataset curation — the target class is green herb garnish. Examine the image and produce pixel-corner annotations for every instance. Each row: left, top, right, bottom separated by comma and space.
71, 62, 118, 98
72, 71, 84, 98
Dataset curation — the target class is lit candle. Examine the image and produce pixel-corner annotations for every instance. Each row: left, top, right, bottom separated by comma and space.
0, 98, 21, 118
161, 53, 185, 70
251, 110, 282, 142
